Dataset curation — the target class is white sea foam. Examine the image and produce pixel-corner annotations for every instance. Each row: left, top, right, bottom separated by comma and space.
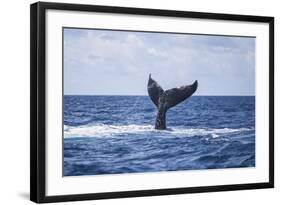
64, 124, 253, 138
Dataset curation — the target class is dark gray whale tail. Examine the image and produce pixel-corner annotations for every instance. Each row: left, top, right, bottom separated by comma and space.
147, 74, 198, 130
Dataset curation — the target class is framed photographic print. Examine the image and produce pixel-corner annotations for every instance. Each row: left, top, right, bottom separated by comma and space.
30, 1, 274, 203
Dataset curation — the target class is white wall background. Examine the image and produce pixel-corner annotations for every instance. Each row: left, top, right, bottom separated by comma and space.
0, 0, 278, 204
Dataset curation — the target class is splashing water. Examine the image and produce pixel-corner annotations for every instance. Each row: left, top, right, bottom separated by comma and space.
64, 96, 255, 176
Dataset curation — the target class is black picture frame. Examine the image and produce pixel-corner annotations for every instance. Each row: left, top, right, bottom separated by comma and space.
30, 1, 274, 203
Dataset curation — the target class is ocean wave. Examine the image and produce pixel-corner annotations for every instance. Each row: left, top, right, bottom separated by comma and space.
64, 124, 253, 138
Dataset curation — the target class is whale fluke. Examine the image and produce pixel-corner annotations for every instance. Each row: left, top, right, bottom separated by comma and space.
148, 74, 164, 107
147, 74, 198, 130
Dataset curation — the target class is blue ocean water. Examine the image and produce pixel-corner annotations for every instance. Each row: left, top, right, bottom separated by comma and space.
64, 96, 255, 176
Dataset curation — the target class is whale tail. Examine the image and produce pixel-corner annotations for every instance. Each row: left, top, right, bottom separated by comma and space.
147, 74, 198, 130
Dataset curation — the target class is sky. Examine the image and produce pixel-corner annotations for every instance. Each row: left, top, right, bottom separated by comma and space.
64, 28, 255, 96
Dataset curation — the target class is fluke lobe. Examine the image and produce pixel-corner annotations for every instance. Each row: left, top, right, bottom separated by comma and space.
147, 74, 198, 130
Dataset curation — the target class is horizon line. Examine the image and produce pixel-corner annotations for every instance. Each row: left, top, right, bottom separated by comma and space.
64, 94, 255, 97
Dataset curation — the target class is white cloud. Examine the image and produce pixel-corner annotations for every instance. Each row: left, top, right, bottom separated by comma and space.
64, 29, 255, 96
127, 34, 143, 47
147, 47, 167, 57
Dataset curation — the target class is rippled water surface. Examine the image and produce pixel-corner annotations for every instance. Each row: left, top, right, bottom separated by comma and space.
64, 96, 255, 176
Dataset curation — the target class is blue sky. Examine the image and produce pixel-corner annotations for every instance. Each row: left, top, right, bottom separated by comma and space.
64, 28, 255, 96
